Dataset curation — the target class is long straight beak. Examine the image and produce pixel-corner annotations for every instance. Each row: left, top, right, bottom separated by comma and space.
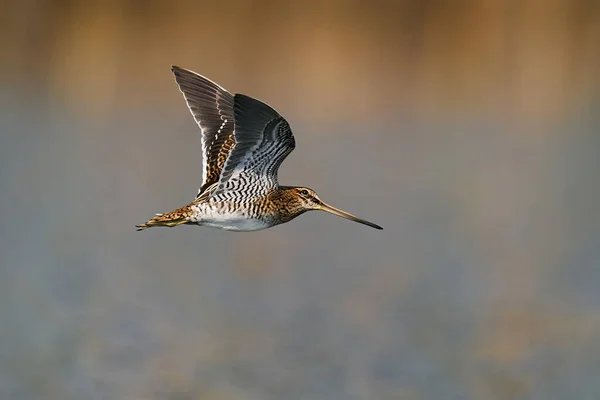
318, 201, 383, 230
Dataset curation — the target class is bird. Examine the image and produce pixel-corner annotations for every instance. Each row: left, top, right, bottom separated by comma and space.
136, 66, 382, 232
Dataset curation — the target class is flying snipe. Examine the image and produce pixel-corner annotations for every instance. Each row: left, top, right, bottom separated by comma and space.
136, 66, 382, 232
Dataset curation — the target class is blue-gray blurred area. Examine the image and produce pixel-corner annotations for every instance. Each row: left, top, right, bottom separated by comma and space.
1, 0, 600, 399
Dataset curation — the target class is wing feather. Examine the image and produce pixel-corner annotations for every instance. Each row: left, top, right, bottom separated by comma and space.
171, 66, 235, 197
212, 94, 295, 199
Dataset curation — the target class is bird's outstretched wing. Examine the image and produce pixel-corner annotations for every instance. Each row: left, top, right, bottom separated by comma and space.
212, 94, 296, 200
171, 66, 235, 197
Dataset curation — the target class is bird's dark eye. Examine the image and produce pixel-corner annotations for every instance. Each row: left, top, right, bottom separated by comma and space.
300, 189, 309, 196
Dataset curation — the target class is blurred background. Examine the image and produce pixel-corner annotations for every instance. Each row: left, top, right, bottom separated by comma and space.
1, 0, 600, 399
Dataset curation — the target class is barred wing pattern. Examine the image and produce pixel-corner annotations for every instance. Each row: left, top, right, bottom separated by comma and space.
212, 94, 296, 200
171, 66, 235, 197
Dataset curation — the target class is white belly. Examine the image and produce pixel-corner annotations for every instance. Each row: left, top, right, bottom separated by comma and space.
202, 217, 271, 231
191, 206, 272, 231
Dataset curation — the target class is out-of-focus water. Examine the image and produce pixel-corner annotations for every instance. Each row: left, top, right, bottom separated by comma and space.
1, 1, 599, 399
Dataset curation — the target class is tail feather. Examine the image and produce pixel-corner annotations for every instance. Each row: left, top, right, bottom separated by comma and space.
136, 205, 193, 231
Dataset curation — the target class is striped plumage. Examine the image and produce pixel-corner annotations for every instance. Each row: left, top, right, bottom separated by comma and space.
170, 66, 235, 196
136, 66, 382, 232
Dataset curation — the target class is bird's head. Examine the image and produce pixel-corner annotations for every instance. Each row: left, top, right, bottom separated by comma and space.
280, 187, 383, 230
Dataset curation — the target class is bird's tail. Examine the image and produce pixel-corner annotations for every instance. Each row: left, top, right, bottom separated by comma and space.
136, 205, 193, 231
